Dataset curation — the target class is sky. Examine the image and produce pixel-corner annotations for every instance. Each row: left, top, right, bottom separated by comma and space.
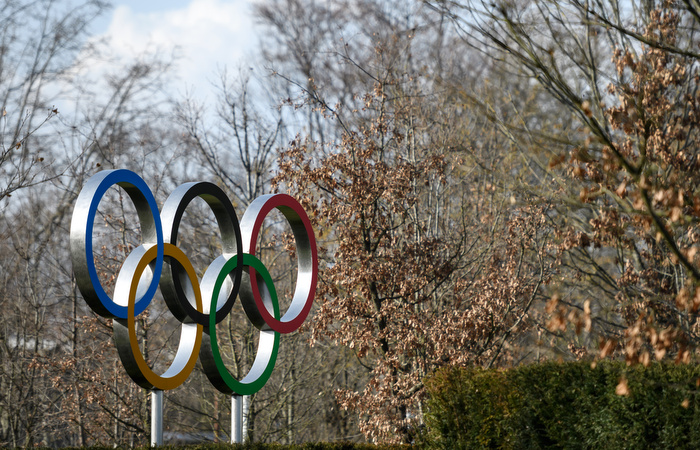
89, 0, 259, 102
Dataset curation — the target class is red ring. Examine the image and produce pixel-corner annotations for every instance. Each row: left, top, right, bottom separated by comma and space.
240, 194, 317, 334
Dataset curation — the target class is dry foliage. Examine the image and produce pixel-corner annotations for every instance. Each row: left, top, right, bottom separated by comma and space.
550, 3, 700, 364
274, 80, 550, 442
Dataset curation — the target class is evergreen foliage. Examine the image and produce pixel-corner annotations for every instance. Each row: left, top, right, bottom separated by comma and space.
422, 361, 700, 449
60, 444, 408, 450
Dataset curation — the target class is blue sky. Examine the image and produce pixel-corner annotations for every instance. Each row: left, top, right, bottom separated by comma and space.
117, 0, 192, 13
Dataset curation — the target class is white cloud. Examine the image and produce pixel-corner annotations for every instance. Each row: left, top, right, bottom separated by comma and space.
95, 0, 256, 100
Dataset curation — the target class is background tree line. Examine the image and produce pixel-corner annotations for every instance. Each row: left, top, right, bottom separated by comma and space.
0, 0, 698, 446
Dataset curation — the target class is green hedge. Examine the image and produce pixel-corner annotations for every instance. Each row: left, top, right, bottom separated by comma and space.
62, 444, 408, 450
422, 361, 700, 449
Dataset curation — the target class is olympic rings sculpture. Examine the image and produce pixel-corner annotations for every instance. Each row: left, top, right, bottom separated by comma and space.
70, 169, 317, 395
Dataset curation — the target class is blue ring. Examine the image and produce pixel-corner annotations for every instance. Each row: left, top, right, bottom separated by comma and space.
82, 170, 163, 318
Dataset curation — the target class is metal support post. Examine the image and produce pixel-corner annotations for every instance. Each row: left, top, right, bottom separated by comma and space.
243, 395, 249, 439
232, 395, 243, 444
231, 395, 250, 444
151, 390, 163, 446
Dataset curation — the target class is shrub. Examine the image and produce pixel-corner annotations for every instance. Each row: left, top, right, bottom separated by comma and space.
422, 361, 700, 449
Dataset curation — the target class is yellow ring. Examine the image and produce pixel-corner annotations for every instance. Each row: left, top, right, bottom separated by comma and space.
125, 243, 203, 390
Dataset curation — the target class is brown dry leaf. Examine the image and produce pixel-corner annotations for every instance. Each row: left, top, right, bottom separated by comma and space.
640, 351, 650, 367
615, 377, 630, 396
615, 180, 628, 198
545, 295, 560, 313
600, 339, 617, 358
670, 206, 682, 222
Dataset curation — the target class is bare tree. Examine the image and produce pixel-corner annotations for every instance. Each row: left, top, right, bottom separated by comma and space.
0, 0, 108, 202
177, 71, 281, 206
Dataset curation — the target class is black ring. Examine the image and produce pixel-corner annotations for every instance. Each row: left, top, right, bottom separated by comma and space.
159, 182, 243, 325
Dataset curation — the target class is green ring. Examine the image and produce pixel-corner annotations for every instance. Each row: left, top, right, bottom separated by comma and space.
208, 253, 280, 395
